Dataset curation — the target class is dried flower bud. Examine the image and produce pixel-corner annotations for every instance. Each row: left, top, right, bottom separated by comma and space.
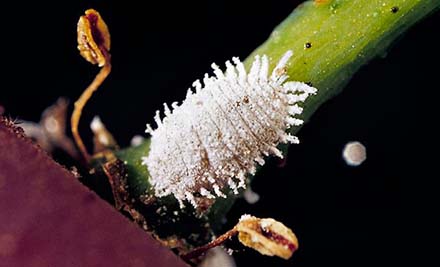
77, 9, 111, 66
236, 215, 298, 260
143, 51, 317, 209
181, 214, 297, 262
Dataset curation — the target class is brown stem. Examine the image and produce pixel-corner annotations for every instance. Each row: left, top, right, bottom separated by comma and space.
181, 227, 238, 262
71, 50, 111, 163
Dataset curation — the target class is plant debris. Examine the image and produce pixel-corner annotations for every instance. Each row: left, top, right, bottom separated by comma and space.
19, 98, 79, 160
72, 9, 112, 162
181, 215, 298, 263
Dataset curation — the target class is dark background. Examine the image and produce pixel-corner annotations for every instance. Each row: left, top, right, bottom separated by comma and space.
1, 1, 437, 266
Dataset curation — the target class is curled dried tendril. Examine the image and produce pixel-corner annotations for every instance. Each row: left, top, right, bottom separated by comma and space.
181, 215, 298, 262
72, 9, 112, 162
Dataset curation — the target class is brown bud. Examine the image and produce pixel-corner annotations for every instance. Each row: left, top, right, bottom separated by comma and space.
236, 215, 299, 260
77, 9, 111, 66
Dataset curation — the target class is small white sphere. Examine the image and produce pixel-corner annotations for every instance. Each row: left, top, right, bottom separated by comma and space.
130, 135, 145, 147
243, 186, 260, 204
342, 141, 367, 166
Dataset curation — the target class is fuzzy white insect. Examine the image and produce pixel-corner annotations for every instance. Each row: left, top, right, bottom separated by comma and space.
142, 51, 317, 209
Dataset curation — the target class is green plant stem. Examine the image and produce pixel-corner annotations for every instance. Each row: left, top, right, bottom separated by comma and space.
117, 0, 439, 242
245, 0, 439, 132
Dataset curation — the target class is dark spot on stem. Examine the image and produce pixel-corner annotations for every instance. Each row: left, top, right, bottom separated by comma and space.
391, 6, 399, 13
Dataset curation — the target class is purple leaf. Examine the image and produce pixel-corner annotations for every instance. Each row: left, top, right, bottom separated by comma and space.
0, 117, 188, 267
